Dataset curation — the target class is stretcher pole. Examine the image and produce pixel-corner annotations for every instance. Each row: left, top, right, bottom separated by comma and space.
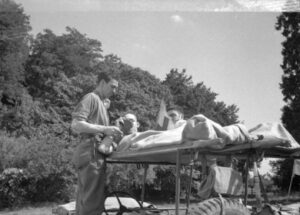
244, 155, 249, 206
253, 161, 262, 212
141, 164, 149, 204
185, 164, 193, 215
175, 149, 181, 215
287, 174, 294, 202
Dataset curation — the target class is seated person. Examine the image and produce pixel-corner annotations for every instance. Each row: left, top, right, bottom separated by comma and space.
116, 113, 140, 135
167, 106, 186, 129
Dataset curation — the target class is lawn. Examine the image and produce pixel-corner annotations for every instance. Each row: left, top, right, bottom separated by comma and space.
0, 202, 187, 215
1, 197, 300, 215
0, 206, 53, 215
0, 203, 57, 215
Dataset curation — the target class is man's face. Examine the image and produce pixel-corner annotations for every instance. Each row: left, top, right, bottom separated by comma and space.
168, 110, 182, 124
100, 79, 118, 98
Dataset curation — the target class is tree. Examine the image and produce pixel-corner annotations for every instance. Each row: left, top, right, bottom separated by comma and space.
26, 27, 103, 123
0, 0, 31, 89
270, 159, 300, 191
270, 13, 300, 190
163, 69, 239, 125
108, 65, 172, 131
25, 27, 171, 133
276, 13, 300, 142
0, 0, 35, 137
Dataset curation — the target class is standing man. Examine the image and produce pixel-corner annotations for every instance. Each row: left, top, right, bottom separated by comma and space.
71, 72, 122, 215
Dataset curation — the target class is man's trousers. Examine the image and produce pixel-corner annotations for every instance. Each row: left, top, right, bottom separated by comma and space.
75, 151, 107, 215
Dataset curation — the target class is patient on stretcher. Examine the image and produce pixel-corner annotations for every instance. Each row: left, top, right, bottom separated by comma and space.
115, 114, 297, 153
116, 114, 249, 152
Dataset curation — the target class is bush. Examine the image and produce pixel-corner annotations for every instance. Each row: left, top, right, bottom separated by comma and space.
0, 132, 76, 208
0, 133, 29, 171
0, 168, 29, 208
25, 174, 75, 203
22, 135, 76, 203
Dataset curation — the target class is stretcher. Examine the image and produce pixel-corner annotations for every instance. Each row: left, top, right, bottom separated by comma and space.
108, 138, 300, 165
107, 129, 300, 215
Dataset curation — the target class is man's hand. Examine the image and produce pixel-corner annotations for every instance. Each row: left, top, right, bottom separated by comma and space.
103, 98, 111, 109
104, 126, 123, 136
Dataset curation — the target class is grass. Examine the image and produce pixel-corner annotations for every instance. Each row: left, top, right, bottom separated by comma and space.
0, 203, 188, 215
1, 195, 300, 215
0, 203, 56, 215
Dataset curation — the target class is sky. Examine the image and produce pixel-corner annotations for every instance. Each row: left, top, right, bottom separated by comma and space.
15, 0, 297, 173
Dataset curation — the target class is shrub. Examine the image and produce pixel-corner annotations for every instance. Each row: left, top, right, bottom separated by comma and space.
25, 174, 75, 203
23, 135, 76, 203
0, 132, 76, 208
0, 168, 29, 208
0, 133, 29, 171
153, 166, 199, 201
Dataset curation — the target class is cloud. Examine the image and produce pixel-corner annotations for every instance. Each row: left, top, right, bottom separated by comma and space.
235, 0, 287, 11
171, 14, 183, 23
16, 0, 296, 12
17, 0, 201, 12
133, 43, 148, 50
214, 4, 241, 11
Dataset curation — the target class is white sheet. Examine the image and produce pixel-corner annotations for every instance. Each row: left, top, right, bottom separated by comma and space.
249, 122, 299, 148
116, 115, 299, 153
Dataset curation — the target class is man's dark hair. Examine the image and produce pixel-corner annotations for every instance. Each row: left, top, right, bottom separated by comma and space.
97, 72, 114, 83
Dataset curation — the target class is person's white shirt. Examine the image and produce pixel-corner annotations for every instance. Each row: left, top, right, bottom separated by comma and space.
167, 109, 186, 130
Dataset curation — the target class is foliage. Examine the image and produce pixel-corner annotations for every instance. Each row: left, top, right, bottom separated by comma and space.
0, 167, 74, 209
0, 132, 75, 207
108, 65, 173, 131
25, 27, 103, 126
162, 69, 239, 125
276, 13, 300, 142
25, 27, 172, 132
270, 13, 300, 189
0, 0, 35, 137
270, 159, 300, 191
106, 164, 152, 193
0, 0, 31, 89
153, 166, 197, 200
0, 132, 29, 171
0, 168, 29, 208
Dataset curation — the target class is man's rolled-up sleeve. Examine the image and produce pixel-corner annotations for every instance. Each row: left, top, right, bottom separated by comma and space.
72, 94, 93, 121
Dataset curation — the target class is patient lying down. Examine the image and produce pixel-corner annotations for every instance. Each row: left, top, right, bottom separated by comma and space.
116, 114, 252, 152
115, 114, 298, 152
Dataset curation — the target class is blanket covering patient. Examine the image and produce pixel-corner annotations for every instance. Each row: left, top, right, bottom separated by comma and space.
116, 114, 298, 152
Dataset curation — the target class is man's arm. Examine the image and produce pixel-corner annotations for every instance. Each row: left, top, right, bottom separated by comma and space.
71, 119, 121, 136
